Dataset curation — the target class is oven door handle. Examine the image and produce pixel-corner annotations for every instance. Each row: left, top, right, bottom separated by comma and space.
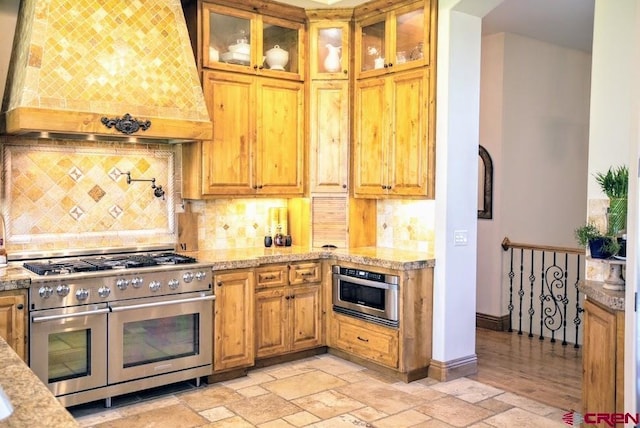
109, 294, 216, 312
334, 274, 399, 290
31, 308, 111, 323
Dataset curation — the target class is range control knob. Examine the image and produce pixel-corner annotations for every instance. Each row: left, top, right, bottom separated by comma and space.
149, 280, 161, 292
168, 279, 179, 290
98, 286, 111, 298
39, 286, 54, 299
116, 278, 130, 290
183, 272, 194, 283
76, 288, 90, 301
56, 284, 70, 297
131, 277, 144, 288
195, 271, 207, 281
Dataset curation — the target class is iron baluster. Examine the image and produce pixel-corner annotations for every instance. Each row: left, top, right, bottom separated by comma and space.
507, 249, 515, 333
528, 250, 535, 338
539, 251, 545, 340
518, 248, 525, 335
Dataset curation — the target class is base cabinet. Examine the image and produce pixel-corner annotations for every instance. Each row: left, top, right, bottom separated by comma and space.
255, 262, 322, 358
332, 313, 398, 368
582, 298, 624, 422
213, 270, 255, 372
0, 290, 26, 361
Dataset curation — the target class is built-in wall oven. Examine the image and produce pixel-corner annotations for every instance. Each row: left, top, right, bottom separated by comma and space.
332, 265, 399, 327
23, 251, 214, 408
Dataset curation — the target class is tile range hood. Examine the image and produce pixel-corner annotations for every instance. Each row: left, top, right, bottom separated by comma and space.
1, 0, 212, 143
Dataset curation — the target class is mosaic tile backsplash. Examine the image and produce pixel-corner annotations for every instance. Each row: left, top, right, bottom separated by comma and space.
2, 140, 175, 252
4, 0, 209, 123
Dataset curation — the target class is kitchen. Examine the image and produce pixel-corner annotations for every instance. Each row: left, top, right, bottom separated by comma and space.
0, 0, 637, 426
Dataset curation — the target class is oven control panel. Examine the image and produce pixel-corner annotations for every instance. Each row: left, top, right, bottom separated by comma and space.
30, 268, 212, 310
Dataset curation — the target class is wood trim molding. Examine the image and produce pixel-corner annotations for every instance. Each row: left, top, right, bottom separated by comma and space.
428, 354, 478, 382
476, 313, 510, 332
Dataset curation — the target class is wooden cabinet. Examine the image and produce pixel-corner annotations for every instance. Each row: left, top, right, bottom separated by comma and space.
328, 262, 433, 381
0, 290, 26, 362
353, 68, 431, 197
213, 269, 255, 372
201, 2, 305, 81
255, 262, 322, 358
582, 299, 624, 420
182, 1, 306, 198
183, 70, 304, 197
354, 0, 431, 79
308, 15, 351, 194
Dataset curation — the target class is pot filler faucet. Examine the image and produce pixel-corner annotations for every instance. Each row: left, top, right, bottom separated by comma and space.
121, 171, 165, 199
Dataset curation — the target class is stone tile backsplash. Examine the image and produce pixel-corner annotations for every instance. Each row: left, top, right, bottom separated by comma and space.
1, 139, 175, 253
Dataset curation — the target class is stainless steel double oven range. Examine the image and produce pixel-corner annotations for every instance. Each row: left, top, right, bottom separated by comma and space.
16, 247, 214, 408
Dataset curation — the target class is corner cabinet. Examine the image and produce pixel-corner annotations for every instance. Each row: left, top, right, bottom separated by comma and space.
182, 1, 306, 198
0, 290, 27, 362
254, 262, 322, 358
212, 269, 255, 372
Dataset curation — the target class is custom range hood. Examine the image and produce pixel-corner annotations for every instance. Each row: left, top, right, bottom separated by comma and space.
1, 0, 212, 143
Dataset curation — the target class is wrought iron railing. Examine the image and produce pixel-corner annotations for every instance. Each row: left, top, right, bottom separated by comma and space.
501, 237, 585, 347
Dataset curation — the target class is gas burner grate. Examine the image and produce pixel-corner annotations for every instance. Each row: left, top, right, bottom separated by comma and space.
23, 260, 100, 275
151, 253, 197, 265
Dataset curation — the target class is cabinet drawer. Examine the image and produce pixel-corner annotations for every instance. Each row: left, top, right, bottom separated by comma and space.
333, 314, 398, 368
255, 265, 288, 289
289, 262, 321, 285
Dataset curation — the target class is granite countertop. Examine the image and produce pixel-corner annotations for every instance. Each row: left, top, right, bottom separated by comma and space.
577, 280, 625, 311
0, 247, 435, 291
0, 337, 78, 427
186, 246, 435, 272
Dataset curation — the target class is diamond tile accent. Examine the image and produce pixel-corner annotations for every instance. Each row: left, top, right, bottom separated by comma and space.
88, 185, 106, 202
109, 205, 124, 219
69, 205, 85, 220
68, 166, 84, 182
109, 167, 123, 181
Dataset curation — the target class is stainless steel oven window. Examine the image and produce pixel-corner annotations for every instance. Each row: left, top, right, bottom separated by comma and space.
122, 314, 199, 368
338, 279, 387, 310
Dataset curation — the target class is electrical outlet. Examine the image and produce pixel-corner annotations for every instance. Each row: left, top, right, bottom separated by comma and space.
454, 230, 468, 246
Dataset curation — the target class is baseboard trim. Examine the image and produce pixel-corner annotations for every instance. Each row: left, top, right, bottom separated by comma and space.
428, 354, 478, 382
476, 313, 510, 331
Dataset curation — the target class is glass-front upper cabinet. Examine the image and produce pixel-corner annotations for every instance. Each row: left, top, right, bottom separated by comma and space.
202, 3, 304, 81
355, 1, 431, 79
309, 21, 350, 80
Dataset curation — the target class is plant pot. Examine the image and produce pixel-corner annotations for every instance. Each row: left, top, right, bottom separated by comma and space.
588, 237, 615, 259
608, 197, 627, 235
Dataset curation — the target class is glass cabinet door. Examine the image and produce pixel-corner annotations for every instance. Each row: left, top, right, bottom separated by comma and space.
261, 17, 303, 78
359, 17, 386, 74
310, 22, 349, 79
395, 5, 427, 67
204, 5, 255, 71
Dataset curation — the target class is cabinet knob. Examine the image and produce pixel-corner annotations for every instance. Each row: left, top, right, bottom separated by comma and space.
387, 63, 393, 68
16, 304, 24, 310
285, 296, 290, 300
342, 184, 347, 189
258, 185, 263, 189
217, 281, 222, 287
343, 69, 348, 75
253, 65, 258, 70
253, 185, 258, 189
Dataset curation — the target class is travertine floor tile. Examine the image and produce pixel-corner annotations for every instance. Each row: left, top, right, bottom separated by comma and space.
226, 392, 302, 425
410, 419, 456, 428
475, 397, 514, 413
292, 390, 365, 419
257, 418, 297, 427
221, 371, 276, 390
91, 403, 208, 428
431, 378, 503, 403
306, 413, 372, 427
336, 379, 422, 414
237, 385, 270, 397
414, 396, 495, 427
179, 385, 244, 412
205, 415, 255, 427
199, 406, 236, 422
283, 410, 321, 427
483, 407, 566, 427
300, 354, 365, 376
348, 406, 388, 422
373, 409, 432, 427
493, 392, 560, 416
263, 370, 347, 400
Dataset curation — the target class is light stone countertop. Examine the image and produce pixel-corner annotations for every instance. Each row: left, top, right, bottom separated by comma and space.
577, 280, 625, 311
0, 336, 79, 427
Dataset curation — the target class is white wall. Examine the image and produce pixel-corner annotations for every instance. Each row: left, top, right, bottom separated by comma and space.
0, 0, 19, 101
477, 32, 591, 317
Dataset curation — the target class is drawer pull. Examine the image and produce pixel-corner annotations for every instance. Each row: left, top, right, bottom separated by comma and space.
357, 336, 369, 342
263, 275, 276, 280
301, 272, 314, 277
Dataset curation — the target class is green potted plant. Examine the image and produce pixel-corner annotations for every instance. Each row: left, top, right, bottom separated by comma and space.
594, 165, 628, 236
575, 223, 619, 259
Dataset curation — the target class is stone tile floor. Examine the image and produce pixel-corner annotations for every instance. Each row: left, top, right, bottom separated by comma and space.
71, 354, 568, 427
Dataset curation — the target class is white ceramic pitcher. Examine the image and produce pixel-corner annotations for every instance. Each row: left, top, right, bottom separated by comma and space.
323, 44, 341, 73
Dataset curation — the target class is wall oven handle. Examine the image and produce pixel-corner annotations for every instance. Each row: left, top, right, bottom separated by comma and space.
110, 294, 216, 312
32, 308, 111, 323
